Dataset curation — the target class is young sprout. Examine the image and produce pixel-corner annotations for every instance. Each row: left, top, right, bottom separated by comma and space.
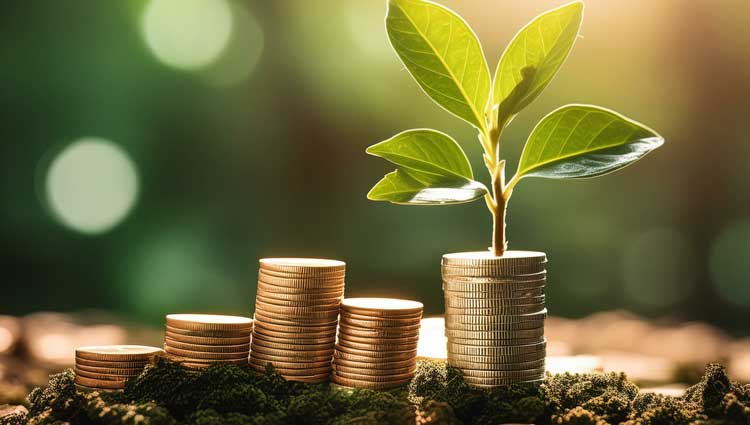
367, 0, 663, 256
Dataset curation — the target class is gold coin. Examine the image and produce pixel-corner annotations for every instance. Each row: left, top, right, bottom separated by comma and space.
252, 331, 335, 346
75, 345, 163, 362
446, 351, 546, 364
340, 298, 423, 317
447, 340, 546, 356
250, 350, 333, 364
445, 309, 547, 324
75, 364, 145, 376
444, 295, 545, 308
338, 316, 421, 329
441, 261, 546, 276
334, 369, 415, 382
253, 320, 337, 335
445, 304, 545, 316
448, 336, 543, 346
448, 358, 545, 371
337, 338, 418, 352
165, 325, 252, 338
444, 328, 544, 339
250, 344, 334, 359
333, 363, 416, 376
259, 257, 346, 274
443, 286, 545, 298
178, 360, 248, 370
332, 356, 416, 370
255, 301, 340, 316
256, 281, 344, 295
334, 343, 416, 359
252, 311, 338, 327
164, 338, 250, 353
163, 353, 247, 365
255, 294, 342, 307
458, 367, 546, 378
163, 346, 248, 360
249, 363, 331, 376
284, 374, 330, 383
257, 287, 343, 301
442, 251, 546, 266
340, 311, 423, 323
253, 327, 337, 341
257, 273, 345, 289
337, 325, 419, 339
75, 358, 149, 369
165, 314, 253, 331
443, 272, 547, 283
74, 375, 126, 389
467, 379, 544, 389
249, 358, 331, 370
462, 375, 545, 386
251, 338, 333, 352
164, 331, 251, 345
336, 332, 419, 345
253, 308, 340, 323
444, 319, 545, 332
74, 368, 130, 381
330, 373, 410, 390
333, 349, 416, 363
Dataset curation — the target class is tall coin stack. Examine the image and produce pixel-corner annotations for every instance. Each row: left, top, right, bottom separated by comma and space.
75, 345, 163, 390
250, 258, 346, 383
163, 314, 253, 369
442, 251, 547, 388
331, 298, 423, 390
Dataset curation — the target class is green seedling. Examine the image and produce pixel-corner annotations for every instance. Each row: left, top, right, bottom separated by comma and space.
367, 0, 664, 256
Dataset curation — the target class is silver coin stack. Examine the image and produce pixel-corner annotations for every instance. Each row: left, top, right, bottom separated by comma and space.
442, 250, 547, 388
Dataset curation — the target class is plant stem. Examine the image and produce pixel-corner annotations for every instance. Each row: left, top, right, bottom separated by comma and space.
491, 160, 507, 256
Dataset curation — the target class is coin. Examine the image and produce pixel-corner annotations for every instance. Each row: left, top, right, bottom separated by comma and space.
164, 325, 251, 338
253, 320, 338, 334
252, 329, 336, 344
334, 369, 415, 382
255, 294, 342, 307
444, 296, 545, 308
74, 368, 130, 381
250, 338, 332, 352
338, 316, 421, 329
447, 340, 546, 356
337, 326, 420, 339
459, 367, 546, 378
164, 331, 251, 345
284, 373, 331, 383
163, 353, 247, 365
443, 285, 545, 297
249, 344, 334, 359
257, 288, 343, 302
75, 358, 150, 369
444, 319, 545, 331
444, 328, 544, 339
445, 309, 547, 324
259, 258, 346, 274
336, 332, 419, 345
449, 336, 543, 346
442, 250, 546, 265
249, 358, 331, 370
249, 363, 331, 376
258, 274, 345, 289
74, 375, 126, 390
442, 263, 545, 276
255, 299, 341, 314
446, 351, 546, 364
253, 311, 338, 327
166, 314, 253, 331
256, 281, 344, 295
250, 350, 333, 364
462, 375, 545, 386
340, 310, 423, 322
164, 338, 250, 353
75, 364, 145, 376
76, 345, 163, 362
253, 327, 337, 341
163, 346, 248, 360
330, 373, 411, 389
333, 349, 416, 363
332, 357, 416, 370
333, 363, 416, 376
445, 304, 545, 316
337, 339, 418, 352
340, 298, 423, 317
334, 343, 416, 358
447, 358, 545, 371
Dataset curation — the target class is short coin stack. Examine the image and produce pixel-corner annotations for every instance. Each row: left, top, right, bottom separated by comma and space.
163, 314, 252, 369
250, 258, 346, 383
442, 251, 547, 388
332, 298, 423, 390
75, 345, 163, 390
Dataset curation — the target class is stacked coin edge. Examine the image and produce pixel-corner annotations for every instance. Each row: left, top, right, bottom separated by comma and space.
163, 314, 253, 369
74, 345, 163, 390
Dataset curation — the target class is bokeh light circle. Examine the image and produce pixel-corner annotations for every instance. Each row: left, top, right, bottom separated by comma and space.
621, 227, 697, 309
45, 138, 138, 234
709, 219, 750, 307
142, 0, 233, 70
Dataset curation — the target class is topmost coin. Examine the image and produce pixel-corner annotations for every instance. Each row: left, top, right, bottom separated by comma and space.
76, 345, 163, 361
442, 251, 546, 267
259, 258, 346, 275
166, 314, 253, 331
341, 298, 423, 317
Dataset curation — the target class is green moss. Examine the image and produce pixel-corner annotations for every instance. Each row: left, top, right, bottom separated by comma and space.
13, 360, 750, 425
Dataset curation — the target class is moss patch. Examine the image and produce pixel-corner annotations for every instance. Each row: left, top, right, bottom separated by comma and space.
7, 359, 749, 425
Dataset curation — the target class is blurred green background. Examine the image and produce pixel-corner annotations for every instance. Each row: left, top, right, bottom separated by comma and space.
1, 0, 748, 334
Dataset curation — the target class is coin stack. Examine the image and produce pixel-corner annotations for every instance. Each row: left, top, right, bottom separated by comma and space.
74, 345, 163, 390
331, 298, 423, 390
249, 258, 346, 383
163, 314, 252, 369
442, 250, 547, 388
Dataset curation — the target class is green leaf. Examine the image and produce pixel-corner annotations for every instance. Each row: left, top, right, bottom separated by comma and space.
367, 168, 487, 205
367, 129, 487, 204
366, 129, 474, 179
386, 0, 491, 130
493, 1, 583, 122
514, 104, 664, 181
